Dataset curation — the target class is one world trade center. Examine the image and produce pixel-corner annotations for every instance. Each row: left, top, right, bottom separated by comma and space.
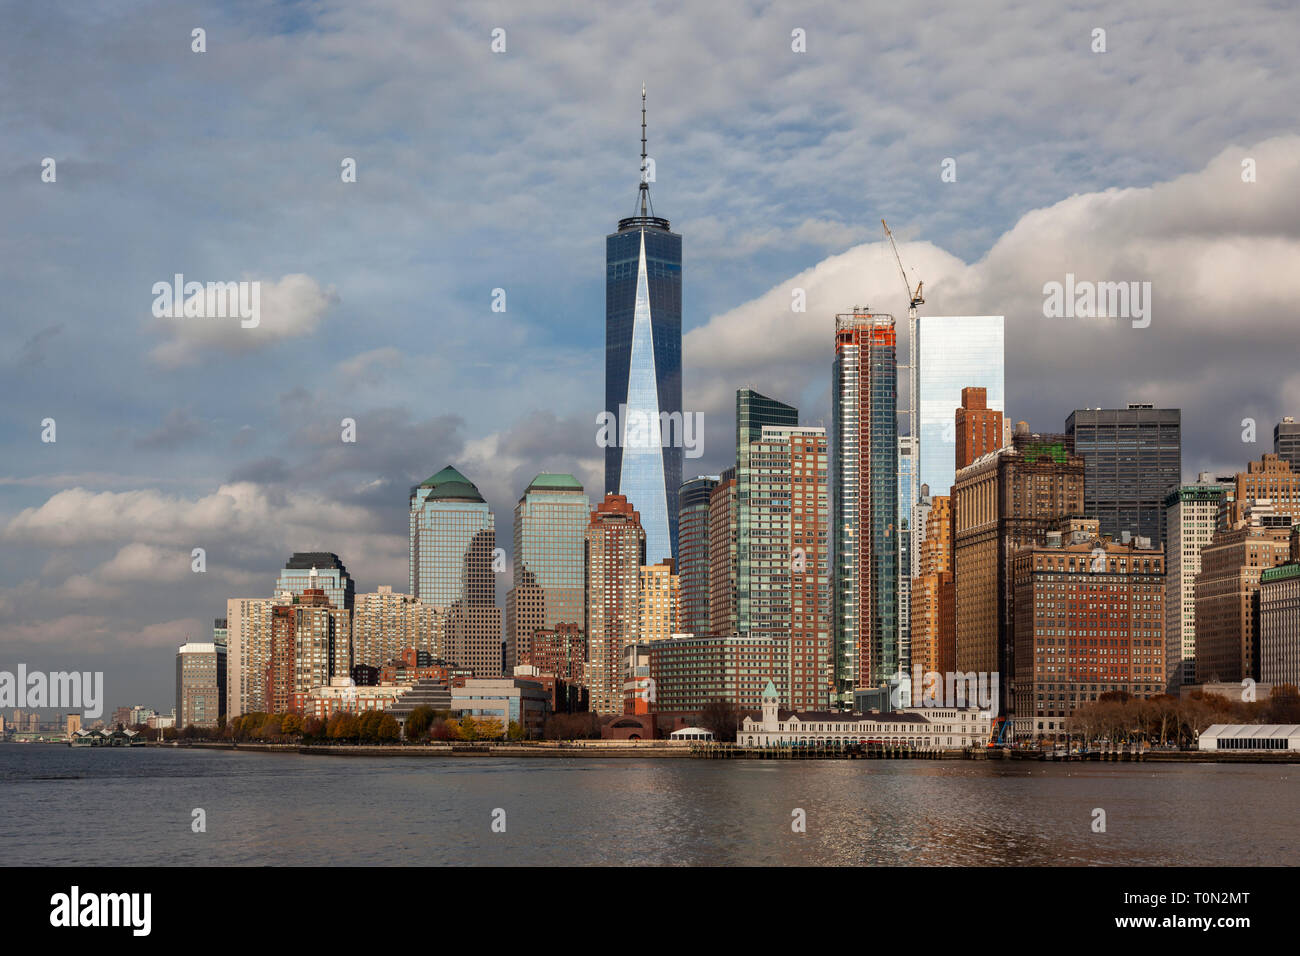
604, 86, 682, 566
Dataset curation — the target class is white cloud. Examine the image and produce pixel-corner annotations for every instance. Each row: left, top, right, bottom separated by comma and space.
147, 273, 338, 367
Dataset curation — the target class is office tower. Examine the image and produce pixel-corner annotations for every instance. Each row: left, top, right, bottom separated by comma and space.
409, 465, 502, 676
1065, 404, 1181, 545
266, 589, 351, 713
585, 494, 647, 714
915, 316, 1004, 504
1163, 474, 1233, 690
604, 89, 682, 568
955, 386, 1004, 470
911, 494, 954, 679
175, 641, 226, 729
212, 617, 228, 648
225, 594, 290, 718
678, 475, 719, 637
639, 559, 681, 642
274, 553, 355, 610
1011, 519, 1165, 741
952, 424, 1085, 719
1276, 417, 1300, 471
1227, 453, 1300, 525
1195, 502, 1295, 683
834, 309, 898, 702
708, 467, 738, 637
505, 474, 590, 671
738, 425, 831, 710
352, 586, 446, 667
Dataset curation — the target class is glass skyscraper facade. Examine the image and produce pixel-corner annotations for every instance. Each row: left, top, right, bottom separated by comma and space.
505, 473, 590, 671
408, 466, 496, 608
916, 316, 1005, 501
833, 311, 898, 702
605, 211, 682, 567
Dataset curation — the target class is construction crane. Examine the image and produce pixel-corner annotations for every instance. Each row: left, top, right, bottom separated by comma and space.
882, 219, 924, 313
882, 218, 924, 568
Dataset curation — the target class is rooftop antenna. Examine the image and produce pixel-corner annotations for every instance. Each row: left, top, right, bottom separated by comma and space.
639, 83, 649, 217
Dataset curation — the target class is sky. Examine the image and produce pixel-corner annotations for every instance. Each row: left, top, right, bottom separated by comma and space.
2, 0, 1299, 712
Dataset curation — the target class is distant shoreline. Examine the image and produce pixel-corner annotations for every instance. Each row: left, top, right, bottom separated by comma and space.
140, 741, 1300, 762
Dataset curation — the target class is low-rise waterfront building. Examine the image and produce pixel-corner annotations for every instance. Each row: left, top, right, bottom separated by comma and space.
1199, 724, 1300, 752
737, 681, 990, 749
451, 678, 551, 737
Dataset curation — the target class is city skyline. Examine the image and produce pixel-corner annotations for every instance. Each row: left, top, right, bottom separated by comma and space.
5, 2, 1300, 713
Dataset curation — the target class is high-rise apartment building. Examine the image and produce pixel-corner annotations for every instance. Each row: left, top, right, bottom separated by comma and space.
585, 494, 646, 714
225, 593, 290, 718
352, 586, 445, 667
955, 386, 1004, 471
915, 316, 1005, 504
266, 588, 351, 713
952, 425, 1085, 718
739, 425, 831, 710
525, 622, 586, 683
1275, 417, 1300, 472
505, 474, 589, 672
639, 560, 681, 642
274, 552, 355, 610
604, 91, 681, 568
648, 634, 786, 713
409, 465, 501, 676
1011, 519, 1165, 740
708, 467, 738, 638
176, 641, 226, 728
1163, 474, 1233, 690
736, 388, 800, 635
212, 617, 228, 647
678, 475, 719, 637
1066, 404, 1181, 545
834, 310, 898, 702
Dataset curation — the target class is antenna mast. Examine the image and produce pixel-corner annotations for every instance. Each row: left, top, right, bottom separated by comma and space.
640, 84, 649, 216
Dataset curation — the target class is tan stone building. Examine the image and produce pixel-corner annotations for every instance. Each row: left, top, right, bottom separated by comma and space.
911, 494, 954, 678
1195, 507, 1294, 683
639, 560, 681, 642
352, 586, 445, 668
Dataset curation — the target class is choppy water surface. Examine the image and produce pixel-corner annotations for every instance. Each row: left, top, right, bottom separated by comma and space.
1, 746, 1294, 865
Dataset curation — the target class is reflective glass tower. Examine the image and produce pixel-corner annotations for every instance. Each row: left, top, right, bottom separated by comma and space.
916, 316, 1005, 500
605, 87, 682, 567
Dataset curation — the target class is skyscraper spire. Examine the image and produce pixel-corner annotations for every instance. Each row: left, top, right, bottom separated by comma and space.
639, 83, 649, 216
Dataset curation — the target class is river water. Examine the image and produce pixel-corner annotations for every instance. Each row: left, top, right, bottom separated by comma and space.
1, 745, 1294, 866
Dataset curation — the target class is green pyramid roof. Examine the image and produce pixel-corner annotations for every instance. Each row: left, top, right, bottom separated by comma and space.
419, 465, 484, 502
525, 473, 584, 493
